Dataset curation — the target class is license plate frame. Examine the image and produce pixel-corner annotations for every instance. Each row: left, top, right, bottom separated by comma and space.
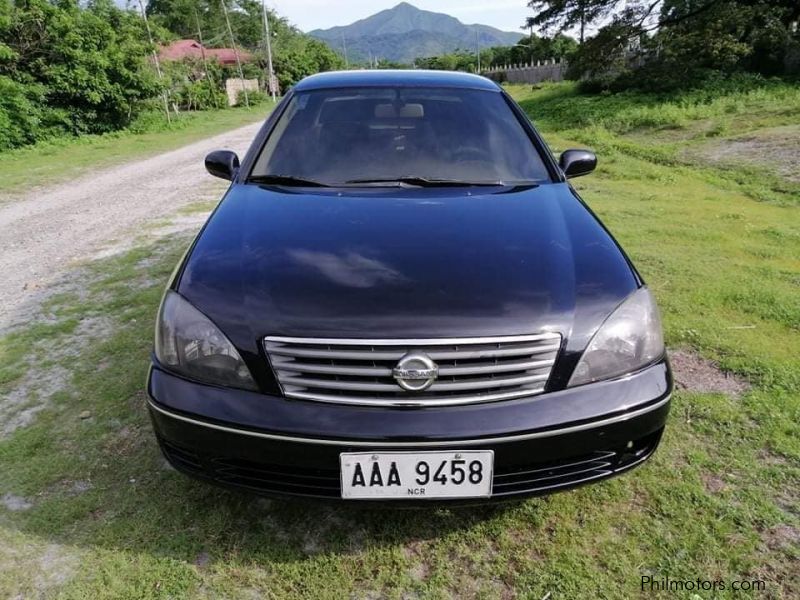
340, 450, 494, 500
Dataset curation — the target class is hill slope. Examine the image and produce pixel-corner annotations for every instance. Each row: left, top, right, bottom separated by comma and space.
309, 2, 522, 64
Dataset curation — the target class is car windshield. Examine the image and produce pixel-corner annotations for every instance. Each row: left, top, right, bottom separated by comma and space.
250, 86, 551, 186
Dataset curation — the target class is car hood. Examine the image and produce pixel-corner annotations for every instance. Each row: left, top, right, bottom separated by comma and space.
178, 183, 639, 385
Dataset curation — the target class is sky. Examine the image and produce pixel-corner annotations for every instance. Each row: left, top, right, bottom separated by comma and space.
266, 1, 532, 34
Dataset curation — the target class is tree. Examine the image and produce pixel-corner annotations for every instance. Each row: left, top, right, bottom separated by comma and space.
655, 0, 800, 76
549, 0, 800, 87
1, 0, 160, 139
525, 0, 619, 44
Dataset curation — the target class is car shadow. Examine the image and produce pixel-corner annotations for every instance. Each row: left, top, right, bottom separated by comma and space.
7, 415, 535, 568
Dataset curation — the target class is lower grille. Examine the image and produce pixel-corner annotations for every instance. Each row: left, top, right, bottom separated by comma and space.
212, 458, 340, 497
264, 334, 561, 407
492, 451, 617, 496
158, 431, 663, 500
159, 439, 203, 474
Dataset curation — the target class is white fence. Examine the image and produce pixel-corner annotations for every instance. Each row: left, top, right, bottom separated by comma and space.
483, 60, 567, 84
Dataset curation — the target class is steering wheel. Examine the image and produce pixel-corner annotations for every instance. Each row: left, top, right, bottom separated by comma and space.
452, 146, 487, 162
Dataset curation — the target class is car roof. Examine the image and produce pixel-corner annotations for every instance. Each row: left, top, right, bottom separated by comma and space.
293, 70, 501, 93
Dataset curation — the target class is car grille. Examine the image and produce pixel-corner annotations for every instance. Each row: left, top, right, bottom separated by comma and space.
264, 334, 561, 407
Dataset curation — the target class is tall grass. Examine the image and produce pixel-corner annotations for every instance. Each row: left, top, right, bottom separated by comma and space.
517, 75, 800, 134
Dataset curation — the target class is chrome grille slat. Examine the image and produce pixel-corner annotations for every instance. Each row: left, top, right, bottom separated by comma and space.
438, 358, 554, 376
265, 343, 562, 361
286, 387, 546, 407
280, 372, 550, 393
265, 334, 561, 407
267, 334, 559, 346
271, 359, 392, 377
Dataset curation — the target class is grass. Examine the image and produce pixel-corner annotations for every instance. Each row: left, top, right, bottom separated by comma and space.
0, 106, 274, 198
0, 81, 798, 598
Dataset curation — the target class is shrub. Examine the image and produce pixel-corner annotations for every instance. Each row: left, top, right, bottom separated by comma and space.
0, 76, 48, 151
0, 0, 160, 147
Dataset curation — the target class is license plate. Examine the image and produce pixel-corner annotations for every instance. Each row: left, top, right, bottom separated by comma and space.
340, 451, 494, 499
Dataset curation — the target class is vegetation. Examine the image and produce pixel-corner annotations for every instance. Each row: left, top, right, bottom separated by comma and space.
407, 1, 798, 94
0, 0, 159, 150
527, 0, 800, 89
0, 80, 797, 598
0, 0, 340, 152
146, 0, 344, 95
412, 34, 577, 72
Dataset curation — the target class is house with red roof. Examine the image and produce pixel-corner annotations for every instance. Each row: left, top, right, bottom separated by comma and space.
159, 39, 253, 67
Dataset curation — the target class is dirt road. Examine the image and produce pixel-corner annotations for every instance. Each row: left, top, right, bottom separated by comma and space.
0, 122, 262, 332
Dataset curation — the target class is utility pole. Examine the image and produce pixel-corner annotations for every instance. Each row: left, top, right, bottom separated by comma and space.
261, 0, 277, 102
476, 30, 481, 73
529, 24, 534, 65
194, 9, 218, 109
221, 0, 249, 108
341, 33, 349, 69
136, 0, 170, 123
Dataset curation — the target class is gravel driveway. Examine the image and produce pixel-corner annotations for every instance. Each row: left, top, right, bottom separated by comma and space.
0, 122, 262, 332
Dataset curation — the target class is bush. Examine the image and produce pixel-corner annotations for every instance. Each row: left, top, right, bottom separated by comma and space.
235, 88, 268, 106
0, 0, 160, 148
0, 76, 49, 151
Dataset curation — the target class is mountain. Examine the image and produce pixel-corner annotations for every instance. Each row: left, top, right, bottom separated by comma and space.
309, 2, 523, 65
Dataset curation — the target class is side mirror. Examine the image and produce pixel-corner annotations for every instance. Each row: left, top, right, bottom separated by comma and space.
205, 150, 240, 181
559, 149, 597, 179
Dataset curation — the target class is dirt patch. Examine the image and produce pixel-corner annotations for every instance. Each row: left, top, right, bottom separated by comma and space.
35, 544, 78, 590
1, 315, 116, 439
776, 490, 799, 519
762, 524, 800, 552
701, 473, 728, 494
693, 125, 800, 183
669, 349, 750, 397
0, 539, 79, 597
759, 448, 790, 466
403, 541, 430, 582
90, 204, 213, 263
2, 493, 33, 511
194, 551, 211, 569
1, 364, 71, 438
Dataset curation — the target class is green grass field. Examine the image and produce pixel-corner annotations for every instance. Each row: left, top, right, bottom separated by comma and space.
0, 82, 797, 599
0, 107, 273, 197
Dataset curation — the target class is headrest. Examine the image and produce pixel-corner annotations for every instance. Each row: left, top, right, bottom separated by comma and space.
374, 103, 395, 118
399, 103, 424, 118
373, 103, 425, 119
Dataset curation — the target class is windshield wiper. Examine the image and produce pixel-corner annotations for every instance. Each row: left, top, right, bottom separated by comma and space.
345, 176, 507, 187
248, 174, 331, 187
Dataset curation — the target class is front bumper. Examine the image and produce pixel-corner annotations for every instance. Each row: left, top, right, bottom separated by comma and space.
147, 359, 672, 502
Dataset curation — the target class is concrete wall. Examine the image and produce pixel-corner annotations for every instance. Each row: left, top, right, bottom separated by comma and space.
483, 60, 567, 85
225, 78, 260, 106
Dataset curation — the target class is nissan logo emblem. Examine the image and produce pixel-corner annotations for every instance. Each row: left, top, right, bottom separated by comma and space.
392, 351, 439, 392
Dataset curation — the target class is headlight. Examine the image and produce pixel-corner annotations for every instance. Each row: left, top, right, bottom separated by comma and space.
154, 290, 257, 391
568, 287, 664, 387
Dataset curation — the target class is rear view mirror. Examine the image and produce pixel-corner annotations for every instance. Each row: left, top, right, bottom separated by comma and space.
559, 149, 597, 179
205, 150, 240, 181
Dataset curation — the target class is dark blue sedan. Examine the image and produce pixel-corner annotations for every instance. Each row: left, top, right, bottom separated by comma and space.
148, 70, 671, 502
